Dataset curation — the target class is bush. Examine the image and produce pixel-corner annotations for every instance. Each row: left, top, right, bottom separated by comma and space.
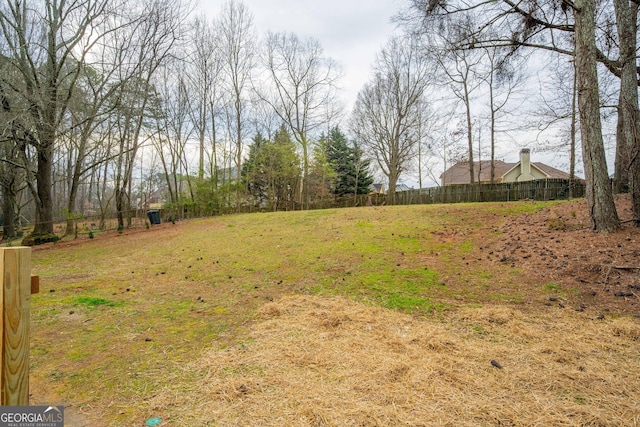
21, 233, 60, 246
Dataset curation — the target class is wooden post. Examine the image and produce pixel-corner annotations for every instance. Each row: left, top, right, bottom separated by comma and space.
31, 276, 40, 295
0, 247, 31, 405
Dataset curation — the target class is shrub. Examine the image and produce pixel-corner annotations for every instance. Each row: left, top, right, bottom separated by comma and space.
21, 233, 60, 246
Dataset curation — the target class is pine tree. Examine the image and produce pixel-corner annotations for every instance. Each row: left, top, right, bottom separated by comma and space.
327, 127, 352, 196
352, 141, 374, 195
326, 126, 374, 197
308, 134, 337, 201
242, 126, 301, 210
241, 132, 268, 200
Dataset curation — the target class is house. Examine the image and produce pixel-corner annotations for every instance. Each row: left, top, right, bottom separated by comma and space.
395, 183, 413, 192
440, 149, 573, 186
144, 188, 167, 210
368, 183, 413, 194
370, 183, 386, 194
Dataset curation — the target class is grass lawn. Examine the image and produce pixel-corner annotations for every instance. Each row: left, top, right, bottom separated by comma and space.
26, 202, 640, 426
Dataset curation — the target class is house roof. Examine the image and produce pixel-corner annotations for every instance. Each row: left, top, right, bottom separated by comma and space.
441, 160, 573, 185
370, 183, 385, 193
530, 162, 573, 180
441, 160, 509, 185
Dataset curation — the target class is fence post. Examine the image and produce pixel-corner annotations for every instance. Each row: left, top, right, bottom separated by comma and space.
0, 247, 32, 405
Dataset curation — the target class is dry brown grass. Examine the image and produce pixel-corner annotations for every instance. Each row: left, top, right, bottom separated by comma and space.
148, 295, 640, 426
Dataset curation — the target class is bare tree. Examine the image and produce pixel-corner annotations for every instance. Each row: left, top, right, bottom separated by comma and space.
251, 97, 281, 142
431, 18, 484, 184
186, 15, 223, 181
0, 56, 29, 240
532, 55, 584, 198
351, 35, 433, 204
480, 46, 527, 184
260, 31, 342, 209
412, 102, 440, 192
217, 0, 256, 210
110, 0, 190, 230
58, 46, 131, 236
0, 0, 114, 242
154, 66, 195, 207
94, 125, 117, 228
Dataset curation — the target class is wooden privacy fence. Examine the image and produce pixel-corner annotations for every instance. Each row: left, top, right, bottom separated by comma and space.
360, 179, 585, 207
0, 247, 38, 405
100, 178, 585, 220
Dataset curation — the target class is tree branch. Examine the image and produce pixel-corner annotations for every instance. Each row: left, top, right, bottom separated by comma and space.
501, 0, 574, 31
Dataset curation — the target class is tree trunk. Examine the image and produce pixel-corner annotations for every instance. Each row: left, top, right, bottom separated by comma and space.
0, 135, 19, 241
575, 0, 620, 232
1, 182, 17, 241
64, 177, 80, 237
302, 139, 309, 210
115, 187, 125, 230
489, 72, 496, 185
570, 65, 577, 199
210, 101, 219, 189
236, 98, 243, 213
29, 0, 61, 240
32, 142, 55, 236
614, 115, 629, 193
464, 80, 475, 184
388, 164, 399, 205
64, 134, 90, 236
199, 109, 205, 181
115, 133, 126, 230
98, 156, 111, 230
614, 0, 640, 225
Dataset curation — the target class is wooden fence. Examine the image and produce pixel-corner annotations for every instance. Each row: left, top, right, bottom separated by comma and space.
400, 178, 584, 205
2, 179, 584, 236
328, 179, 585, 208
0, 247, 37, 405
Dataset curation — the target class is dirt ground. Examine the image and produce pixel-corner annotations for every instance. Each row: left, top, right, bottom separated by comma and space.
488, 194, 640, 316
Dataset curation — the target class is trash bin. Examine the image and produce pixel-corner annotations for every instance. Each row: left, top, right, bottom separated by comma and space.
147, 209, 161, 225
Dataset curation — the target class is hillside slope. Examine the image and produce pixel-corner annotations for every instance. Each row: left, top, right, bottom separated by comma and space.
27, 196, 639, 426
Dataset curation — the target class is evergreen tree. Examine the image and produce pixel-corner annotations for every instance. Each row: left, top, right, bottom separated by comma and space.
241, 132, 268, 201
352, 141, 374, 195
326, 126, 374, 197
242, 126, 301, 210
308, 134, 336, 201
327, 127, 352, 196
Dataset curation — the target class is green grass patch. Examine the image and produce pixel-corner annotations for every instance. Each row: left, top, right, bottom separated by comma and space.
74, 296, 122, 308
543, 283, 562, 292
362, 267, 439, 289
383, 293, 450, 313
342, 267, 448, 313
355, 220, 374, 228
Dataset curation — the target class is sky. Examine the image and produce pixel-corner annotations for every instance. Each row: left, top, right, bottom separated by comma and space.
200, 0, 404, 111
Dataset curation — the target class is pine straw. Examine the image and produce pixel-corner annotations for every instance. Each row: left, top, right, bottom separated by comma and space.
148, 296, 640, 426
